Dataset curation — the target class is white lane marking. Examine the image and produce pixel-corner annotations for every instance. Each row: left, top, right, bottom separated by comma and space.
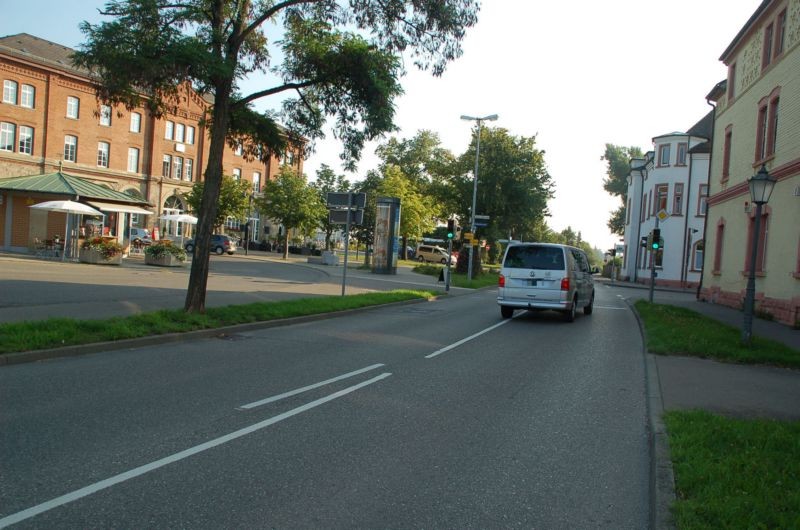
425, 319, 512, 359
238, 363, 385, 410
0, 373, 392, 529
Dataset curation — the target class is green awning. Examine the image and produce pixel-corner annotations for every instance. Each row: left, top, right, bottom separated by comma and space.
0, 172, 150, 205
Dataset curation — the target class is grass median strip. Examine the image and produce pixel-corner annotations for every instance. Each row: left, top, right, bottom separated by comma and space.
0, 290, 438, 354
413, 264, 499, 289
664, 410, 800, 530
634, 300, 800, 368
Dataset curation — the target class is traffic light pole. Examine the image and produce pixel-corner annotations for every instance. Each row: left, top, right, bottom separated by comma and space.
445, 239, 452, 292
648, 217, 660, 303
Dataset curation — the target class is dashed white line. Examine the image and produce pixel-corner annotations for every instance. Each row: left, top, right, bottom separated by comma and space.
425, 319, 512, 359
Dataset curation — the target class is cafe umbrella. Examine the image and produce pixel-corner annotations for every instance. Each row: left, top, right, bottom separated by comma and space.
29, 200, 103, 261
159, 213, 198, 246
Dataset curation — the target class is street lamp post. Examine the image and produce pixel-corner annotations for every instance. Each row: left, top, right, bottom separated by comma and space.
741, 164, 776, 345
460, 113, 498, 281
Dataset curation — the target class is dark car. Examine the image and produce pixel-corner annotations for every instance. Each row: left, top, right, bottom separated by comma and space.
184, 234, 237, 255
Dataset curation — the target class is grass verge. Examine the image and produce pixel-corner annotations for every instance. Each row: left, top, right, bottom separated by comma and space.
413, 264, 498, 289
634, 300, 799, 368
0, 290, 438, 354
664, 410, 800, 529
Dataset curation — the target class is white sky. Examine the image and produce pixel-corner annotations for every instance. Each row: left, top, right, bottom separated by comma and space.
1, 0, 758, 250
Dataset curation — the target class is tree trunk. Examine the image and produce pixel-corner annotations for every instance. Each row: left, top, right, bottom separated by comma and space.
184, 88, 232, 313
283, 232, 289, 259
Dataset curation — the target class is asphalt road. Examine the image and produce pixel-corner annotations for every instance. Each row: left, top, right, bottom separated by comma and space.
0, 284, 649, 528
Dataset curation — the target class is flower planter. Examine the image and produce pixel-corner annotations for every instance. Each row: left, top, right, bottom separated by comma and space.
145, 253, 185, 267
79, 248, 122, 265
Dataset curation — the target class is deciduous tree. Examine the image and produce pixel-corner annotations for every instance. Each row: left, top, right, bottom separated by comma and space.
602, 143, 643, 236
311, 164, 350, 250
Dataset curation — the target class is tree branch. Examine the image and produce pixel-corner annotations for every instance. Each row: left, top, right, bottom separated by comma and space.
235, 79, 318, 107
238, 0, 326, 45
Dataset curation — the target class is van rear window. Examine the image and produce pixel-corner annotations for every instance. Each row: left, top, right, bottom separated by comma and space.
504, 246, 565, 270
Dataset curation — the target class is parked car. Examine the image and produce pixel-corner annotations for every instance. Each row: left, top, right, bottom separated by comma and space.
184, 234, 237, 255
416, 244, 451, 264
129, 228, 152, 245
497, 243, 594, 322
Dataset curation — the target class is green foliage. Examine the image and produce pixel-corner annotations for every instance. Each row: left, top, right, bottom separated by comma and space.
376, 165, 435, 242
312, 164, 351, 250
0, 290, 439, 354
635, 301, 800, 367
602, 143, 643, 198
184, 176, 251, 229
80, 237, 123, 259
607, 204, 626, 236
665, 410, 800, 529
144, 240, 187, 261
256, 166, 326, 256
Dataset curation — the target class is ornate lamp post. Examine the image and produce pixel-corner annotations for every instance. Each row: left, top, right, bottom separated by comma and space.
460, 113, 498, 281
741, 164, 776, 345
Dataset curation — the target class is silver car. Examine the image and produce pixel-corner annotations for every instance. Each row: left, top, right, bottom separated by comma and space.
497, 243, 594, 322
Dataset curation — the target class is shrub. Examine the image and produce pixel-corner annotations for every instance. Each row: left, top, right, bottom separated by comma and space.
81, 237, 123, 259
145, 240, 187, 261
455, 246, 482, 275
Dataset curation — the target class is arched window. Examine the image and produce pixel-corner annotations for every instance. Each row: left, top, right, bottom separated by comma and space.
162, 195, 186, 236
692, 240, 704, 272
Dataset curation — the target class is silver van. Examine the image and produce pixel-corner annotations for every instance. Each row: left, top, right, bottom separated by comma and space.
497, 243, 594, 322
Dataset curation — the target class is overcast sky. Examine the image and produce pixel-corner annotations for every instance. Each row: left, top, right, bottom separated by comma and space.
1, 1, 759, 250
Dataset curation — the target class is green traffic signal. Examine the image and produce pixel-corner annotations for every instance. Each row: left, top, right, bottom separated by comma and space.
651, 228, 661, 250
447, 219, 455, 239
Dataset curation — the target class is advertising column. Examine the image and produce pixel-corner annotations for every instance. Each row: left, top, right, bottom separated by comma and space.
372, 197, 401, 275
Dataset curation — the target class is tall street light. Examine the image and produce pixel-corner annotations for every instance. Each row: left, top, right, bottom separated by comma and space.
742, 164, 776, 345
461, 113, 498, 281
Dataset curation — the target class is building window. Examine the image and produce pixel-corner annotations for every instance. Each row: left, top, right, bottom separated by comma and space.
18, 126, 33, 155
713, 221, 725, 273
20, 84, 35, 108
232, 168, 241, 180
253, 171, 261, 193
745, 210, 769, 273
97, 142, 110, 167
0, 122, 15, 151
185, 158, 193, 181
727, 63, 736, 102
722, 126, 733, 181
234, 143, 243, 156
626, 198, 631, 225
186, 126, 195, 145
64, 135, 77, 162
640, 194, 647, 222
100, 105, 112, 126
673, 183, 683, 215
173, 156, 183, 180
775, 10, 787, 57
756, 90, 780, 162
676, 143, 687, 166
175, 123, 185, 143
66, 96, 80, 119
649, 189, 654, 217
697, 184, 708, 216
130, 112, 141, 133
2, 80, 17, 104
692, 240, 704, 271
162, 155, 172, 178
658, 144, 670, 167
165, 120, 174, 140
655, 184, 668, 213
127, 147, 140, 172
762, 23, 774, 69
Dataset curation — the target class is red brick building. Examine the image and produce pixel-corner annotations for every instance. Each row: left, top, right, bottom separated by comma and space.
0, 33, 303, 252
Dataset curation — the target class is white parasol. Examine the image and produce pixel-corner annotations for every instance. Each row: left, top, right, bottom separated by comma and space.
159, 213, 198, 245
30, 200, 103, 261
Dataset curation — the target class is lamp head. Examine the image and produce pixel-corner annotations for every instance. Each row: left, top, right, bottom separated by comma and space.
748, 164, 777, 205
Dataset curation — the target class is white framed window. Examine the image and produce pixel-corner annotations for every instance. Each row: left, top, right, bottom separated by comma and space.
100, 105, 112, 126
232, 168, 241, 180
234, 143, 243, 156
64, 135, 77, 162
20, 84, 35, 108
66, 96, 80, 119
693, 240, 704, 271
0, 122, 15, 151
130, 112, 141, 133
18, 126, 33, 155
97, 141, 110, 167
658, 144, 671, 166
2, 80, 17, 104
184, 158, 193, 181
162, 155, 171, 178
127, 147, 140, 172
173, 156, 183, 180
252, 171, 261, 193
697, 184, 709, 216
165, 120, 174, 140
175, 123, 185, 143
186, 126, 195, 145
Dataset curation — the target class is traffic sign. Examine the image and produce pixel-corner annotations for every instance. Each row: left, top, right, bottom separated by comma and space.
657, 209, 669, 222
328, 209, 364, 225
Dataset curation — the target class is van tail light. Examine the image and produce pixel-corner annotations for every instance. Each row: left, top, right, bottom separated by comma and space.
560, 277, 570, 291
499, 274, 505, 287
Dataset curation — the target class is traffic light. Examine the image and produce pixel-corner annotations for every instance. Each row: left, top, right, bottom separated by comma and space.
651, 228, 661, 250
446, 219, 455, 239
